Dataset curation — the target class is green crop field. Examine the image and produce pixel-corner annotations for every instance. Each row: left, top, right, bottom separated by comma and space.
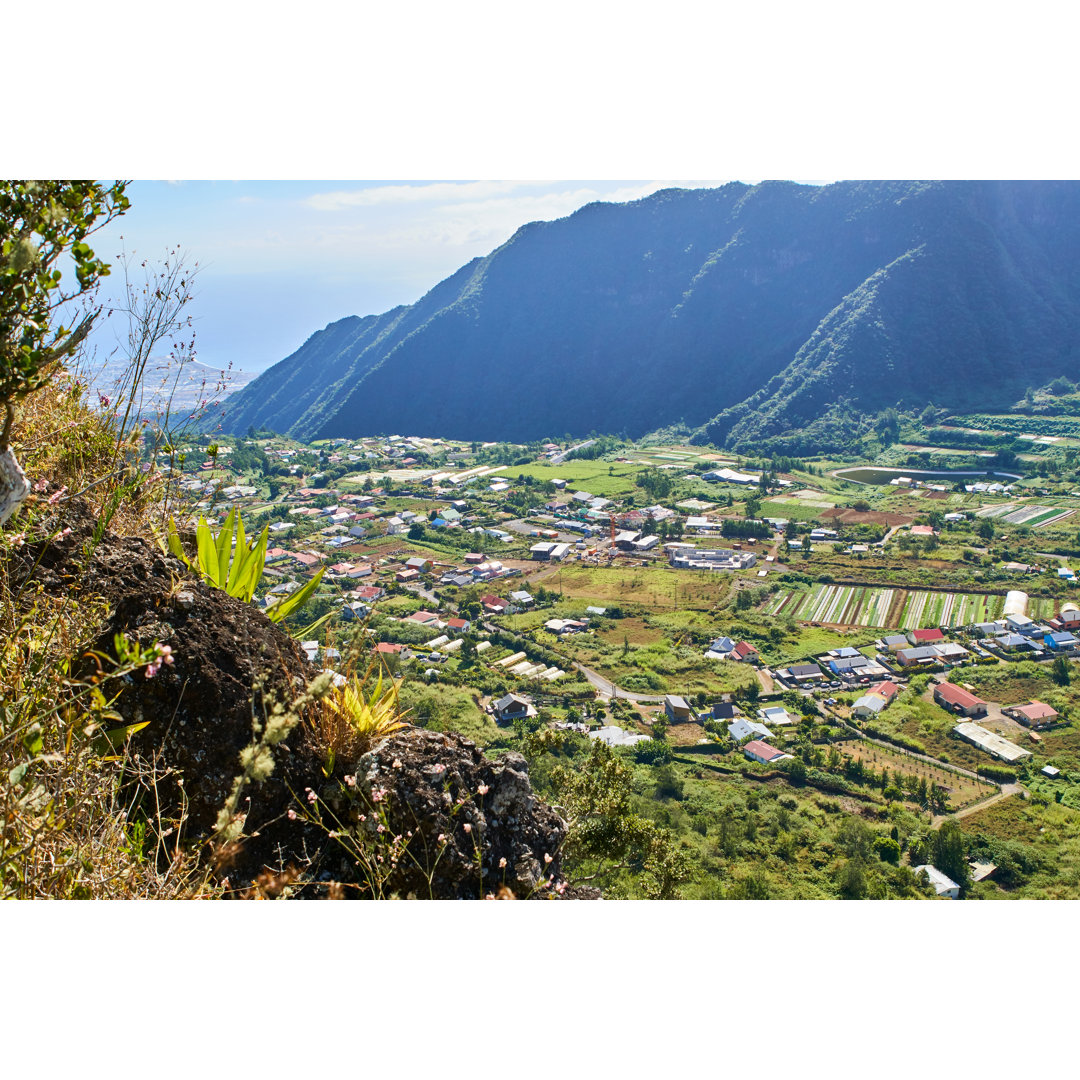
764, 584, 1005, 629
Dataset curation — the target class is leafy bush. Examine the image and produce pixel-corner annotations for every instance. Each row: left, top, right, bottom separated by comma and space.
633, 738, 673, 766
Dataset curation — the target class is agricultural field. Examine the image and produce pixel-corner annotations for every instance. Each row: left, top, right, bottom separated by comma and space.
764, 584, 891, 626
976, 502, 1076, 528
760, 498, 831, 521
527, 563, 734, 613
896, 589, 1004, 629
763, 583, 1005, 629
490, 459, 642, 498
835, 738, 996, 810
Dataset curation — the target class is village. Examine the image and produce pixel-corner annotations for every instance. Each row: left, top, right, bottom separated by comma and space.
157, 427, 1080, 898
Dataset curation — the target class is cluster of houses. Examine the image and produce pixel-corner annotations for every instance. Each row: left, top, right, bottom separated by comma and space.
775, 647, 891, 688
879, 628, 972, 667
968, 605, 1080, 658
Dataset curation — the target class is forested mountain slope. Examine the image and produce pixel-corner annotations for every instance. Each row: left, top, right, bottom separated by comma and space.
215, 181, 1080, 452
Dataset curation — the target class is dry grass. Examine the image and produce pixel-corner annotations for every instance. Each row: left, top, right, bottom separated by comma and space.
0, 372, 218, 898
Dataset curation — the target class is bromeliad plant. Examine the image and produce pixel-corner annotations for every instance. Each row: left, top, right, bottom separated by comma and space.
309, 661, 409, 770
166, 506, 323, 624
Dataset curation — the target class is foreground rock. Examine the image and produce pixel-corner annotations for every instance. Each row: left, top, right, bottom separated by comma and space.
11, 497, 579, 897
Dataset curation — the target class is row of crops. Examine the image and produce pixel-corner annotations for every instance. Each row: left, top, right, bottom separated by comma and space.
896, 590, 1004, 629
974, 503, 1076, 528
764, 584, 1008, 629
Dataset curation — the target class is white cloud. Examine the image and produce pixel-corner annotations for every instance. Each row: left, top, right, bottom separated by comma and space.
304, 180, 540, 211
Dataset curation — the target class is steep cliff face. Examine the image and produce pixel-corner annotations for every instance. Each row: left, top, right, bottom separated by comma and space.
214, 180, 1080, 451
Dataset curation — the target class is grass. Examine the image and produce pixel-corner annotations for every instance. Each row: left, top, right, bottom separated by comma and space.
490, 459, 643, 499
398, 683, 502, 748
959, 797, 1080, 898
529, 562, 735, 612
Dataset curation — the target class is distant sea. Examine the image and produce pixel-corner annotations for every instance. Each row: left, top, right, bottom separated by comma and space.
77, 356, 257, 425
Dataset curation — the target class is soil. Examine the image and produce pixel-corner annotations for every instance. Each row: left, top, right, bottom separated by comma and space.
821, 507, 914, 527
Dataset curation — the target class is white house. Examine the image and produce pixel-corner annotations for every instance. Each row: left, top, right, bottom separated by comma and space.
913, 865, 961, 899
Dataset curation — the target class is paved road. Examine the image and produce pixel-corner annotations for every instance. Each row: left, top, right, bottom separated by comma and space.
571, 661, 663, 704
404, 583, 440, 606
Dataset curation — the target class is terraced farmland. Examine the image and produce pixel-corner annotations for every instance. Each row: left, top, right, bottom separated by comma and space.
764, 585, 1006, 629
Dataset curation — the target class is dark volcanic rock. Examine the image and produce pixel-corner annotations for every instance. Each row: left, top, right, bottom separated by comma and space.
336, 729, 570, 899
10, 496, 579, 897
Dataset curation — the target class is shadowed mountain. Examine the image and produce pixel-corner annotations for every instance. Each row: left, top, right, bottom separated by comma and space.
212, 181, 1080, 452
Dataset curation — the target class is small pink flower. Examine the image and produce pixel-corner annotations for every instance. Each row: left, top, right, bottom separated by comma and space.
47, 485, 68, 506
98, 393, 110, 408
59, 527, 71, 539
463, 823, 472, 834
344, 775, 356, 787
392, 759, 403, 769
358, 814, 366, 822
437, 833, 446, 843
543, 853, 553, 864
498, 857, 507, 869
555, 881, 567, 895
33, 478, 48, 492
307, 790, 318, 804
377, 824, 386, 833
477, 783, 489, 796
287, 809, 297, 820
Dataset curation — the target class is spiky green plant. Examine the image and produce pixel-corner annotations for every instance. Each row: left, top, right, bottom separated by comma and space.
166, 506, 323, 623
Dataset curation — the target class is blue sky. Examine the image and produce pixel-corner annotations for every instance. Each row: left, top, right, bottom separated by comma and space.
85, 179, 756, 374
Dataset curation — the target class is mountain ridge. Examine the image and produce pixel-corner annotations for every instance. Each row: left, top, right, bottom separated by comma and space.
212, 181, 1080, 451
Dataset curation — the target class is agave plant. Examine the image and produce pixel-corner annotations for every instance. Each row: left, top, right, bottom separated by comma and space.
166, 506, 323, 623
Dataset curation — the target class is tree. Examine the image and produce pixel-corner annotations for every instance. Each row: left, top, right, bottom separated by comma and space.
1051, 655, 1071, 686
542, 738, 690, 898
1, 181, 129, 522
932, 819, 971, 890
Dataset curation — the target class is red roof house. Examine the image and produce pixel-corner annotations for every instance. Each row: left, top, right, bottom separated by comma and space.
1010, 701, 1059, 728
869, 680, 900, 702
933, 682, 986, 717
743, 740, 792, 765
910, 627, 945, 643
732, 641, 759, 662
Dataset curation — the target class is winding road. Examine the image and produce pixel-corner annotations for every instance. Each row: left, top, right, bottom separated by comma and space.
571, 661, 663, 704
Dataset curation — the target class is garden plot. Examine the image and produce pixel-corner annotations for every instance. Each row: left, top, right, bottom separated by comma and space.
766, 586, 1003, 629
1029, 508, 1075, 529
765, 584, 894, 627
1002, 504, 1059, 525
976, 503, 1018, 519
898, 590, 1004, 629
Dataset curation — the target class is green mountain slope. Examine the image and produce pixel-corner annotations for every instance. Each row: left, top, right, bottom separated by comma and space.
214, 181, 1080, 451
